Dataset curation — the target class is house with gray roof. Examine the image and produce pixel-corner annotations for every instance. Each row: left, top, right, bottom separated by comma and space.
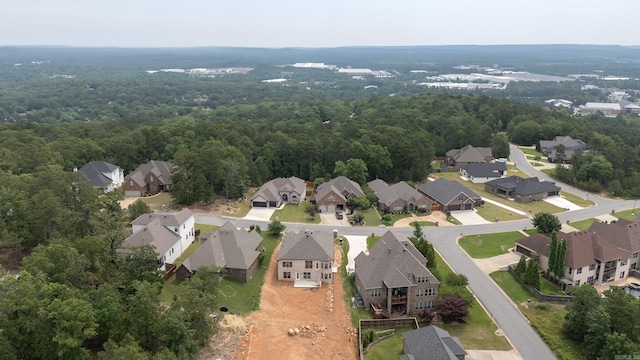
277, 230, 334, 285
484, 176, 560, 203
367, 179, 433, 213
539, 136, 586, 164
515, 219, 638, 286
459, 162, 507, 184
417, 179, 481, 211
445, 145, 493, 167
355, 231, 439, 317
131, 208, 195, 261
175, 221, 264, 282
120, 218, 182, 270
123, 160, 174, 197
315, 176, 365, 213
251, 176, 306, 208
77, 161, 124, 192
401, 325, 466, 360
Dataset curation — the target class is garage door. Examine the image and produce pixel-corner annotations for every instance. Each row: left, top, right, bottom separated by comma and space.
252, 201, 267, 207
125, 190, 141, 197
326, 205, 336, 212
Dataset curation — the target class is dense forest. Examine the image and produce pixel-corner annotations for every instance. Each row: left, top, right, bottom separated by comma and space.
2, 46, 640, 359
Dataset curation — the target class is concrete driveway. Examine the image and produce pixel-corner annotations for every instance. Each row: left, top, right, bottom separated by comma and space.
543, 195, 582, 211
243, 207, 278, 221
320, 212, 350, 227
344, 235, 368, 275
451, 210, 491, 225
466, 349, 523, 360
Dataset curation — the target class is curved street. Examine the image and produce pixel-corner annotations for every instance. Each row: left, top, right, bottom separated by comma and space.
195, 145, 639, 360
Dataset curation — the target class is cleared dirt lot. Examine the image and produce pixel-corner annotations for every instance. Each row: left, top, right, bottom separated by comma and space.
235, 243, 358, 360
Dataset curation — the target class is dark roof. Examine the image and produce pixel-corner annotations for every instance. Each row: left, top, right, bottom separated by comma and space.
446, 145, 492, 163
78, 161, 120, 187
124, 160, 174, 187
402, 325, 466, 360
588, 219, 640, 255
182, 221, 263, 271
252, 176, 306, 203
277, 230, 333, 262
461, 162, 507, 178
417, 179, 480, 205
485, 176, 560, 196
355, 231, 438, 290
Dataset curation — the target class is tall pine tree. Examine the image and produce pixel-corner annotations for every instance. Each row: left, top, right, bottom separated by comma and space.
556, 238, 567, 278
549, 231, 558, 278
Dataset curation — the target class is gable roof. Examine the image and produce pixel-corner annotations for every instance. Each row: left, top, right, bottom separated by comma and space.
78, 161, 121, 187
539, 136, 586, 152
402, 325, 466, 360
461, 162, 507, 178
121, 218, 181, 257
316, 176, 365, 201
131, 208, 194, 228
588, 219, 640, 255
125, 160, 174, 187
368, 180, 430, 208
446, 145, 492, 163
417, 179, 480, 205
277, 230, 333, 262
485, 176, 560, 196
252, 176, 306, 202
182, 221, 263, 272
355, 231, 438, 290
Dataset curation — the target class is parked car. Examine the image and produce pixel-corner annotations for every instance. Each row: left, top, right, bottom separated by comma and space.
335, 210, 343, 220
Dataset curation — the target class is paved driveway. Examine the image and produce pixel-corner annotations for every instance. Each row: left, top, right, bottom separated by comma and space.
451, 210, 491, 225
320, 212, 350, 227
544, 195, 582, 211
243, 207, 277, 221
344, 235, 368, 275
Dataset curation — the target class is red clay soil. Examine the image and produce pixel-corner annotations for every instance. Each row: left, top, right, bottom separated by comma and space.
235, 244, 358, 360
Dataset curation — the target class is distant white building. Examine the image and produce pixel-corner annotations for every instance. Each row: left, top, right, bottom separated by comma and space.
545, 99, 573, 109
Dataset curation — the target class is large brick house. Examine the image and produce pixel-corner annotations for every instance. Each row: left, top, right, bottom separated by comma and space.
315, 176, 365, 213
355, 231, 439, 316
368, 179, 433, 213
123, 160, 174, 197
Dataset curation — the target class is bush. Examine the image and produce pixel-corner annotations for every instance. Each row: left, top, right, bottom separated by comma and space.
445, 273, 469, 287
267, 219, 285, 236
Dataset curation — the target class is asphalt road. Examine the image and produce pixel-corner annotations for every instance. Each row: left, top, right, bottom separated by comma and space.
194, 145, 639, 360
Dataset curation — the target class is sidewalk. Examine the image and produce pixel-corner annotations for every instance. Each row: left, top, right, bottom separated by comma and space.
481, 197, 527, 216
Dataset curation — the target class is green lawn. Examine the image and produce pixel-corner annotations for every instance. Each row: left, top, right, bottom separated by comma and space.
409, 220, 436, 227
270, 204, 320, 224
458, 232, 523, 259
613, 209, 640, 221
489, 271, 584, 360
540, 278, 565, 296
139, 192, 174, 211
567, 218, 597, 231
519, 146, 544, 158
381, 212, 413, 226
359, 208, 382, 227
364, 326, 415, 360
560, 191, 593, 207
366, 236, 381, 250
475, 203, 527, 222
523, 228, 538, 235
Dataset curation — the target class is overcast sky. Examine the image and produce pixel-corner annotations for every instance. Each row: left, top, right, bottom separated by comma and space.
2, 0, 638, 48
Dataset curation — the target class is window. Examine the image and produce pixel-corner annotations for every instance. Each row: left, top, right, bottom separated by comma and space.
416, 289, 426, 297
329, 195, 335, 202
576, 267, 582, 274
427, 288, 437, 296
587, 276, 594, 284
620, 271, 625, 279
575, 280, 580, 285
323, 273, 332, 280
417, 276, 428, 283
324, 263, 329, 269
371, 289, 381, 297
568, 267, 572, 275
316, 263, 319, 269
305, 261, 313, 269
414, 301, 435, 310
620, 259, 628, 266
283, 272, 291, 279
589, 264, 596, 271
282, 261, 292, 268
634, 253, 639, 259
303, 272, 311, 280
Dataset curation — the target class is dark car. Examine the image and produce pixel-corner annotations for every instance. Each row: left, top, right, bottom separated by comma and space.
335, 210, 343, 220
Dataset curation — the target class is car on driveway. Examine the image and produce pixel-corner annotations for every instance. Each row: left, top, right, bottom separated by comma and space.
335, 210, 343, 219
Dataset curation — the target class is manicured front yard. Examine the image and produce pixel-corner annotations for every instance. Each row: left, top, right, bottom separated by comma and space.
381, 212, 413, 226
458, 232, 524, 259
613, 208, 640, 221
567, 218, 597, 231
475, 203, 527, 222
139, 192, 174, 210
560, 191, 593, 207
358, 208, 382, 227
409, 220, 436, 227
270, 204, 320, 224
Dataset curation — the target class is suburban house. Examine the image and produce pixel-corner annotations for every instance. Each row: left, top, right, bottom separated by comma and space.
175, 221, 264, 282
417, 179, 482, 211
401, 325, 467, 360
77, 161, 124, 192
367, 179, 433, 213
484, 176, 560, 203
277, 230, 334, 285
123, 160, 175, 197
445, 145, 493, 167
130, 208, 196, 263
459, 162, 507, 184
251, 176, 306, 208
120, 218, 182, 270
354, 231, 439, 317
515, 218, 640, 286
315, 176, 365, 213
539, 136, 586, 163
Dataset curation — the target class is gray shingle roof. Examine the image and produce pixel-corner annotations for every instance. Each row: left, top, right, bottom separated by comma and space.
539, 136, 586, 153
461, 162, 506, 178
121, 218, 181, 257
252, 176, 306, 203
417, 179, 480, 205
402, 325, 466, 360
355, 231, 438, 290
367, 180, 429, 208
485, 176, 560, 196
124, 160, 174, 187
446, 145, 492, 163
131, 208, 194, 228
182, 221, 263, 272
277, 230, 333, 262
78, 161, 121, 187
316, 176, 365, 201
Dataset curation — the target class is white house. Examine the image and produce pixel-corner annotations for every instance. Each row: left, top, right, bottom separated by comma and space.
77, 161, 124, 192
131, 208, 196, 259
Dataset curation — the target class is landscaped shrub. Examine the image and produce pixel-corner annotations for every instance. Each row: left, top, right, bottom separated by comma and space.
445, 273, 469, 287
